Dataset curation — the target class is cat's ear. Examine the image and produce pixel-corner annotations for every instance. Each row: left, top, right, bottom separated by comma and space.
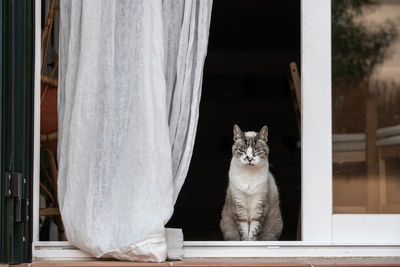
233, 124, 244, 141
257, 125, 268, 142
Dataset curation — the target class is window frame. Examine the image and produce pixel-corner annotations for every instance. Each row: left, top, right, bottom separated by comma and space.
31, 0, 400, 260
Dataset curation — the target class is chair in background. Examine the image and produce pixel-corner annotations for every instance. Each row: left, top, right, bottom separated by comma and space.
288, 62, 301, 240
376, 125, 400, 213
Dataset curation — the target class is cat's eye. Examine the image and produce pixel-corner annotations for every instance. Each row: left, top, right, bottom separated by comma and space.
237, 149, 245, 154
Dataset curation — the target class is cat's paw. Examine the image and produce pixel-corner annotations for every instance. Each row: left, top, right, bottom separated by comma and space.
248, 235, 257, 241
240, 234, 249, 241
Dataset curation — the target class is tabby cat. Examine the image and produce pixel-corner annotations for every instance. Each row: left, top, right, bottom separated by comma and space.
220, 124, 283, 241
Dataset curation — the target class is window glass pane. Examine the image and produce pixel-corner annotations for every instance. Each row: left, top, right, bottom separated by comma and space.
332, 0, 400, 214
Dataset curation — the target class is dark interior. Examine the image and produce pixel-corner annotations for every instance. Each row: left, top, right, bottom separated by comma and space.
167, 0, 301, 240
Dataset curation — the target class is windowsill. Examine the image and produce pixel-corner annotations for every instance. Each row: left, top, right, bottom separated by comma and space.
32, 241, 400, 259
25, 258, 400, 267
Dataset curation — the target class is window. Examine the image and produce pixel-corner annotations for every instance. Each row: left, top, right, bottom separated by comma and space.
330, 0, 400, 243
32, 0, 400, 260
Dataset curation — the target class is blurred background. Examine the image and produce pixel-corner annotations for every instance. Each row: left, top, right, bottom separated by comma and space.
331, 0, 400, 215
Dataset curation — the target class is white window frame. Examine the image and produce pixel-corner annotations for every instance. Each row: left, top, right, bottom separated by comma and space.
32, 0, 400, 260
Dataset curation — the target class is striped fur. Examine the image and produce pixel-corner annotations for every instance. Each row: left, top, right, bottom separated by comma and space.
220, 125, 283, 241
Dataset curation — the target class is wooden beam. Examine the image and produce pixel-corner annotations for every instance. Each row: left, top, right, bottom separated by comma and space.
39, 207, 60, 216
366, 93, 379, 213
333, 151, 366, 163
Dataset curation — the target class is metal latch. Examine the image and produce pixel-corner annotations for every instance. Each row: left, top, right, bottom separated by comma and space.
4, 172, 22, 198
4, 172, 29, 222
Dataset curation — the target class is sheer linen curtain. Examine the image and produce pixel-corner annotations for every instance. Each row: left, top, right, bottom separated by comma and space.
58, 0, 212, 262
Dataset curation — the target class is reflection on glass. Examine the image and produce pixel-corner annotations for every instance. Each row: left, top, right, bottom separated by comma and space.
332, 0, 400, 214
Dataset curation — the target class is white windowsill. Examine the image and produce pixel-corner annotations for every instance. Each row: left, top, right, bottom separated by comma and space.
32, 241, 400, 260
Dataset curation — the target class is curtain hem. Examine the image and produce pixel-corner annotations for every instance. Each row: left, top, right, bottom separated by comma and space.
101, 236, 167, 262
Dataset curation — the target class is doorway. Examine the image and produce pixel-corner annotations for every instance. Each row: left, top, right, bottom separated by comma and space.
167, 0, 301, 241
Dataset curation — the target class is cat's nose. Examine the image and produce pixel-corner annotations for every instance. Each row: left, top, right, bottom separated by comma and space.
246, 155, 253, 162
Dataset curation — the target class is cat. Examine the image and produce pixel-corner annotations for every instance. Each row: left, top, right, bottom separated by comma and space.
220, 124, 283, 241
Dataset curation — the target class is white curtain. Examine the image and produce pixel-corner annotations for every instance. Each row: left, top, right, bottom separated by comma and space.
58, 0, 212, 262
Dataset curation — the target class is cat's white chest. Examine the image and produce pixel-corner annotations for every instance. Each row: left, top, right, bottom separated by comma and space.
233, 175, 266, 194
229, 166, 269, 195
230, 173, 268, 197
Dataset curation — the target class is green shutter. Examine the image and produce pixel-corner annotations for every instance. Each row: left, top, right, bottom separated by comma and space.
1, 0, 34, 264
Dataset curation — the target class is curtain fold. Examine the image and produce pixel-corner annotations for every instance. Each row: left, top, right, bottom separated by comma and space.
163, 0, 213, 202
58, 0, 212, 262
